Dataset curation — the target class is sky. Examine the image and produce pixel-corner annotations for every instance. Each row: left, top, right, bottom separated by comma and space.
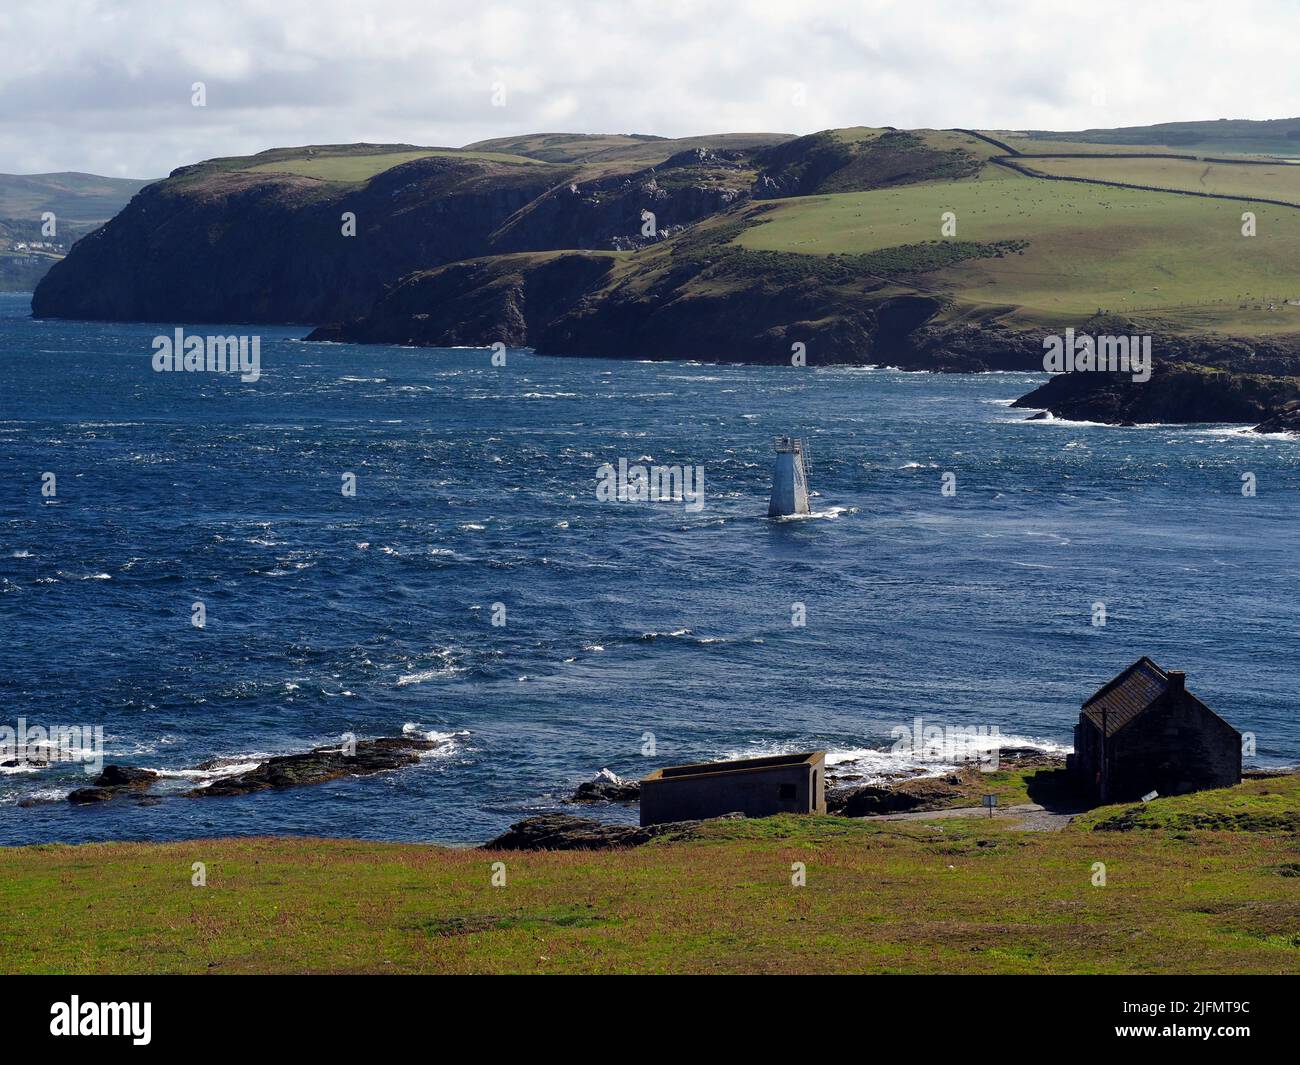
2, 0, 1297, 178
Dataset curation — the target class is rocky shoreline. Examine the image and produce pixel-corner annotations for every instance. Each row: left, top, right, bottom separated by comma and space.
47, 741, 1071, 851
301, 257, 1300, 380
1012, 359, 1300, 431
490, 748, 1071, 851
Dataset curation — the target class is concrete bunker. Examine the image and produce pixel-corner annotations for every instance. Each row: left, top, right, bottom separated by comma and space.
640, 750, 827, 826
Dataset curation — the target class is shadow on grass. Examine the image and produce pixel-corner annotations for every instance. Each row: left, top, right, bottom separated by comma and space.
1025, 769, 1094, 814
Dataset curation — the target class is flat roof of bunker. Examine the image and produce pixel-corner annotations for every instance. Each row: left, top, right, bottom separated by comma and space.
644, 751, 825, 782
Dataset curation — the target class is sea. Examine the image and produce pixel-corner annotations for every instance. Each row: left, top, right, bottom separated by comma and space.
1, 289, 1296, 845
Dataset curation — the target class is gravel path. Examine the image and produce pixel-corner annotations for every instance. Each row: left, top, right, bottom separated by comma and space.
859, 802, 1079, 831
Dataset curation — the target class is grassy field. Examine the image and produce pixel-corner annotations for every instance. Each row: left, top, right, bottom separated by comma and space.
1019, 118, 1300, 157
993, 134, 1221, 156
1020, 155, 1300, 203
734, 167, 1300, 331
1, 773, 1295, 975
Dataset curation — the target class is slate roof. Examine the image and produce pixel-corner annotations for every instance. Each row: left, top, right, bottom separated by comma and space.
1081, 657, 1172, 737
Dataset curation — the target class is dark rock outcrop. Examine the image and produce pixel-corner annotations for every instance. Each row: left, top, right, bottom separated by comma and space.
66, 788, 119, 805
95, 765, 159, 787
826, 785, 931, 817
826, 776, 970, 816
570, 770, 641, 803
63, 737, 435, 803
825, 749, 1067, 817
482, 812, 742, 851
66, 765, 159, 804
1251, 402, 1300, 434
308, 252, 616, 347
1012, 361, 1300, 425
189, 736, 435, 797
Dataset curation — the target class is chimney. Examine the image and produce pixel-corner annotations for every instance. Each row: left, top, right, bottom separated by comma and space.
1167, 670, 1186, 698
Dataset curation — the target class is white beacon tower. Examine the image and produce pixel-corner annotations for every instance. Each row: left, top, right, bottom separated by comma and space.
768, 436, 811, 517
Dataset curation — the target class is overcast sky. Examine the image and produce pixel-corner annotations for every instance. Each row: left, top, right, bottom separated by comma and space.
2, 0, 1296, 177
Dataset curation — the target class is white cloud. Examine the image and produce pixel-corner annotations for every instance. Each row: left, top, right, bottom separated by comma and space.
0, 0, 1296, 177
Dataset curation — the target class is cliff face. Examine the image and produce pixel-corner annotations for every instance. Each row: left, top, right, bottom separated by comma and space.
306, 229, 965, 367
309, 246, 1041, 369
532, 269, 954, 367
308, 253, 619, 347
33, 132, 995, 331
32, 143, 766, 325
488, 149, 753, 253
32, 156, 566, 323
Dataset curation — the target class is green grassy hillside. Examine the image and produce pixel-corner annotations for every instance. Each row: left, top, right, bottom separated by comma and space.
734, 160, 1300, 333
0, 171, 155, 224
1024, 117, 1300, 156
2, 773, 1295, 974
1017, 155, 1300, 203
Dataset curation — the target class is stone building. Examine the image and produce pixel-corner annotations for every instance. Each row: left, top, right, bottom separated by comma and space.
1067, 657, 1241, 803
640, 751, 826, 826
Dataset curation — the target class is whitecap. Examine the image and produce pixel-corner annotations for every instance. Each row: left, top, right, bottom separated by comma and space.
771, 505, 850, 521
396, 664, 465, 686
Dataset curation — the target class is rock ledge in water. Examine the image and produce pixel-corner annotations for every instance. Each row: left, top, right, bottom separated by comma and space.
570, 768, 641, 803
63, 737, 437, 803
67, 765, 160, 805
189, 736, 436, 797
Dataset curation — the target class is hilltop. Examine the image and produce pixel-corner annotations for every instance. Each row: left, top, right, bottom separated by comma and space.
30, 120, 1300, 379
0, 171, 155, 291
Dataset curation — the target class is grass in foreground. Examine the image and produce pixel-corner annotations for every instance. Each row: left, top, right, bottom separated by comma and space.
1074, 772, 1300, 832
1, 774, 1296, 974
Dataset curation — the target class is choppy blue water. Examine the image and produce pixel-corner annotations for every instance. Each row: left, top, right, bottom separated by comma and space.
1, 290, 1296, 845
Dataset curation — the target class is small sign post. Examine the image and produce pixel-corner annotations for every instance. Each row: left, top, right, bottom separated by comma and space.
1141, 790, 1159, 803
982, 794, 997, 818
